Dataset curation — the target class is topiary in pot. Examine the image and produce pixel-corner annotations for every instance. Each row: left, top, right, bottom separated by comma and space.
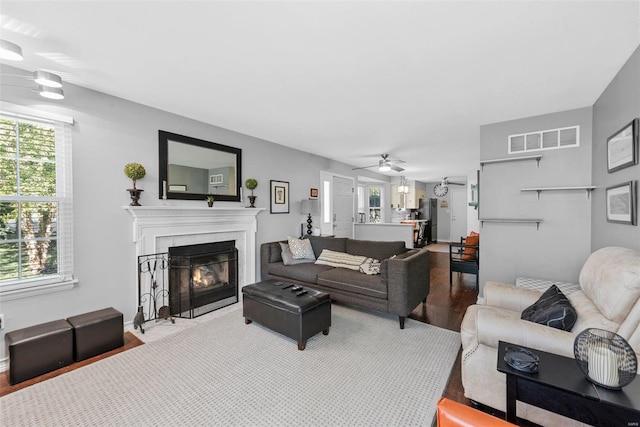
124, 163, 146, 206
124, 163, 146, 189
245, 178, 258, 208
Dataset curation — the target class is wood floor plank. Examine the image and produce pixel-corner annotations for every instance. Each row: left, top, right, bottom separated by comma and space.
0, 331, 144, 397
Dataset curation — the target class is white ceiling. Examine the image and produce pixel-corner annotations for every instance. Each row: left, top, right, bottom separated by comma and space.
1, 1, 639, 182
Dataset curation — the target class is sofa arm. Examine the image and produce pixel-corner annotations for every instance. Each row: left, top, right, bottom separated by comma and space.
386, 248, 430, 316
260, 242, 283, 281
475, 308, 575, 358
484, 281, 542, 312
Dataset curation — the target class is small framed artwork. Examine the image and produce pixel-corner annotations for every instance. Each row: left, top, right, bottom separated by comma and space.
270, 180, 290, 214
607, 118, 638, 173
310, 188, 318, 199
169, 184, 187, 192
606, 181, 636, 225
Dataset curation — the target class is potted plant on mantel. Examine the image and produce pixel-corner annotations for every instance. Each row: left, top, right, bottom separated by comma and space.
124, 162, 146, 206
206, 195, 215, 207
245, 178, 258, 208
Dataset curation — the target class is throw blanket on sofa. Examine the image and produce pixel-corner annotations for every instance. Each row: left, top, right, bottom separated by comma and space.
315, 249, 381, 275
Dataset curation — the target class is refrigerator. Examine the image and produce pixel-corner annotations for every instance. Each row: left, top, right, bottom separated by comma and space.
418, 198, 438, 244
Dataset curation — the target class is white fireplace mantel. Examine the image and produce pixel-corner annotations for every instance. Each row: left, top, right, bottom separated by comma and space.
123, 205, 265, 301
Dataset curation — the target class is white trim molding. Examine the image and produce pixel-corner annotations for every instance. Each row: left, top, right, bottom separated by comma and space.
123, 206, 265, 307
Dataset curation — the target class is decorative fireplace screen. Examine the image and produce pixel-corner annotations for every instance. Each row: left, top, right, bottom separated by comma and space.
168, 240, 238, 318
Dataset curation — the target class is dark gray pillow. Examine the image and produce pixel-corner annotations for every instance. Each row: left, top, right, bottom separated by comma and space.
521, 285, 577, 331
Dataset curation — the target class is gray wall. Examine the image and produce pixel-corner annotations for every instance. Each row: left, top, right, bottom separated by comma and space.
591, 46, 640, 252
0, 65, 387, 360
479, 107, 593, 293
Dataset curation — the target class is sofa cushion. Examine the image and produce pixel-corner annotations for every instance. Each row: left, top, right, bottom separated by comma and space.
315, 249, 368, 271
521, 285, 577, 331
578, 247, 640, 324
279, 243, 315, 265
567, 290, 619, 333
268, 242, 283, 263
308, 236, 348, 258
267, 262, 334, 283
346, 239, 406, 261
317, 268, 387, 299
287, 237, 316, 260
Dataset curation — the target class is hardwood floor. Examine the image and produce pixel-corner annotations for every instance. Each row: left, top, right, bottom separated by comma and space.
0, 331, 144, 397
409, 248, 478, 406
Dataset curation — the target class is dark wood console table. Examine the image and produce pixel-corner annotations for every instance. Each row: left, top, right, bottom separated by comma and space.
497, 341, 640, 426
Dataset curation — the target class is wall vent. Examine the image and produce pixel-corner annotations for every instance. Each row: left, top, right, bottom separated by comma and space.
509, 126, 579, 154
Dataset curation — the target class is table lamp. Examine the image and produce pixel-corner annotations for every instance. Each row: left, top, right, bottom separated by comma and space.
300, 199, 320, 235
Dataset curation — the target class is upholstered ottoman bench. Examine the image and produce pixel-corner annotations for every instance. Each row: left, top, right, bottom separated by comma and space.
67, 307, 124, 361
242, 280, 331, 350
5, 319, 74, 384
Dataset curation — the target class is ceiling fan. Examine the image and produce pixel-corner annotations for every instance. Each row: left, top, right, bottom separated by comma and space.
441, 177, 465, 187
352, 154, 405, 172
433, 177, 466, 197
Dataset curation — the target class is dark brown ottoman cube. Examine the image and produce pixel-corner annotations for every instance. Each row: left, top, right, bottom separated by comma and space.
67, 307, 124, 362
243, 280, 331, 350
5, 319, 74, 385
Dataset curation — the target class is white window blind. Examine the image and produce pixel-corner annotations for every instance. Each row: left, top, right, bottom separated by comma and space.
0, 110, 74, 295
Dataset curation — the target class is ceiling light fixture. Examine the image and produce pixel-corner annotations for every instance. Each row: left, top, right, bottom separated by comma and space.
38, 85, 64, 100
398, 176, 409, 194
34, 70, 63, 88
379, 159, 391, 172
0, 39, 24, 61
0, 40, 65, 100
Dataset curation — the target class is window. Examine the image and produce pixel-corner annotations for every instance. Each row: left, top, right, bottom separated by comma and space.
356, 184, 384, 223
368, 186, 382, 223
509, 126, 579, 154
0, 111, 74, 296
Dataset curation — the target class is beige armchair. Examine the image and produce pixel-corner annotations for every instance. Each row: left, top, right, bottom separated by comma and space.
460, 246, 640, 426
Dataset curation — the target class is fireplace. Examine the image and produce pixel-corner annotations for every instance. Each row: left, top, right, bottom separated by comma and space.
169, 240, 238, 318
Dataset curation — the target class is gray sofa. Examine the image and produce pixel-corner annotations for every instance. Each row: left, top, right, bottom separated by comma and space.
260, 235, 430, 329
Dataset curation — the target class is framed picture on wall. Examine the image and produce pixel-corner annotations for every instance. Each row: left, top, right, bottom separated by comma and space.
270, 180, 290, 214
606, 181, 637, 225
607, 118, 638, 173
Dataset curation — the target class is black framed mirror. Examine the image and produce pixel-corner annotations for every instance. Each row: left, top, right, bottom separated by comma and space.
159, 131, 242, 202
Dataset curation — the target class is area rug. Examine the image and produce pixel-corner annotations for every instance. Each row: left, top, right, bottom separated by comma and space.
0, 304, 461, 426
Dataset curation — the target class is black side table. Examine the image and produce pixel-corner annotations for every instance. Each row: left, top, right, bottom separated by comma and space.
496, 341, 640, 426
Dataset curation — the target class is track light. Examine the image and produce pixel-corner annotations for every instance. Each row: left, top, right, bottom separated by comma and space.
38, 85, 64, 100
0, 39, 65, 100
0, 39, 23, 61
34, 70, 63, 88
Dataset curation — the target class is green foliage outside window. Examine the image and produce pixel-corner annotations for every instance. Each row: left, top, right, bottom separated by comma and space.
0, 118, 58, 282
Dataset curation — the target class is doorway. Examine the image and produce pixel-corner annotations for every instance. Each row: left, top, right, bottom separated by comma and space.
450, 187, 468, 242
320, 172, 354, 237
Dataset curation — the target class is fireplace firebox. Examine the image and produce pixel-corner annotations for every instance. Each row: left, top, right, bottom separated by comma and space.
169, 240, 238, 318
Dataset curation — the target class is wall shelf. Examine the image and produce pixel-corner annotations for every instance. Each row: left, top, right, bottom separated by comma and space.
521, 186, 596, 200
480, 218, 543, 231
480, 155, 542, 170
